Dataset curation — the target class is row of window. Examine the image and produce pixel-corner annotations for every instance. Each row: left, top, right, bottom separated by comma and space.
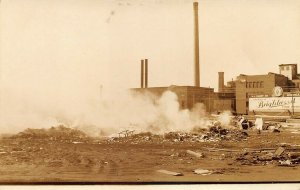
281, 66, 290, 71
246, 81, 264, 88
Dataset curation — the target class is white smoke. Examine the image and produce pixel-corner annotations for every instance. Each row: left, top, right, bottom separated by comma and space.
216, 110, 233, 128
0, 83, 214, 136
81, 89, 211, 136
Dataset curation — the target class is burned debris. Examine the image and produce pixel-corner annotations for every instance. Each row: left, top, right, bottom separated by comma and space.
0, 115, 299, 182
10, 125, 90, 143
235, 146, 300, 167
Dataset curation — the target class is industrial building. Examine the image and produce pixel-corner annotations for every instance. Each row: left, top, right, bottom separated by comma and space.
245, 64, 300, 115
131, 2, 233, 114
132, 85, 215, 111
235, 72, 289, 114
214, 72, 236, 113
131, 2, 299, 116
132, 60, 300, 116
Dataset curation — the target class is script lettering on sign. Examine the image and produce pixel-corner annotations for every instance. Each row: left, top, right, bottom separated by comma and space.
249, 97, 299, 112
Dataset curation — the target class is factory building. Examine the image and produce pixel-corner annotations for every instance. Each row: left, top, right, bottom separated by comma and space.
213, 72, 236, 113
130, 1, 299, 116
132, 86, 214, 111
233, 63, 300, 115
131, 2, 216, 113
235, 72, 289, 114
279, 63, 300, 89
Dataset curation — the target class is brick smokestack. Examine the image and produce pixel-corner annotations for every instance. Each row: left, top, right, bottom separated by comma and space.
218, 72, 224, 92
141, 60, 144, 88
145, 59, 148, 88
193, 2, 200, 87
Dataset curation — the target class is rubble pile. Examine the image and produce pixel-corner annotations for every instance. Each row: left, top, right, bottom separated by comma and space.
10, 125, 91, 143
109, 124, 249, 144
235, 147, 300, 166
206, 125, 248, 141
163, 132, 207, 142
263, 122, 282, 132
107, 132, 164, 144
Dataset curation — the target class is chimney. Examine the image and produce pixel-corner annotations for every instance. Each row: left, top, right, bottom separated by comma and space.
193, 2, 200, 87
218, 72, 224, 92
145, 59, 148, 88
141, 60, 144, 88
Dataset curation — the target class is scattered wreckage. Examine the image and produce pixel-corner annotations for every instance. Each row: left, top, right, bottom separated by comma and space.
0, 115, 299, 181
109, 116, 283, 144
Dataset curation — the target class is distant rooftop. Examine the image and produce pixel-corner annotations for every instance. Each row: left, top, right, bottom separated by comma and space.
279, 63, 298, 66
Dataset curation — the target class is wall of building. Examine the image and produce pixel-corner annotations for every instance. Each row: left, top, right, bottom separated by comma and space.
275, 74, 289, 89
131, 86, 215, 111
279, 64, 297, 80
213, 92, 235, 113
214, 99, 233, 113
235, 73, 289, 114
186, 86, 214, 111
292, 79, 300, 89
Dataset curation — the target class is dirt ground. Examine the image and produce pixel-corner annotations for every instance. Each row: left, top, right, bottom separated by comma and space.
0, 128, 300, 183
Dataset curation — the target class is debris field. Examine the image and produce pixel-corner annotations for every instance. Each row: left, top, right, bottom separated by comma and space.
0, 121, 300, 183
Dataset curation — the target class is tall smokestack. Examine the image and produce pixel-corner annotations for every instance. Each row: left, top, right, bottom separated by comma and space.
218, 72, 224, 92
193, 2, 200, 86
145, 59, 148, 88
141, 60, 144, 88
193, 2, 200, 87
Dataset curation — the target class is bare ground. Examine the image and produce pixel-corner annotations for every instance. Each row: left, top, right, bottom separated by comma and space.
0, 129, 299, 183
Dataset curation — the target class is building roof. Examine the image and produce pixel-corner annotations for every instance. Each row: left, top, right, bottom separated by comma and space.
131, 85, 214, 90
279, 63, 297, 66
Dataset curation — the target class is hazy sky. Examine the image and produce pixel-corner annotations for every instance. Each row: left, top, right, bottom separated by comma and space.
1, 0, 300, 133
1, 0, 300, 91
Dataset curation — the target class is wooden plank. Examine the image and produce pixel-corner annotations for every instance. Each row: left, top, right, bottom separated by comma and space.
157, 170, 183, 176
186, 150, 203, 158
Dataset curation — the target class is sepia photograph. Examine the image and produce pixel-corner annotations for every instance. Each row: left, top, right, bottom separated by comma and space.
1, 0, 300, 185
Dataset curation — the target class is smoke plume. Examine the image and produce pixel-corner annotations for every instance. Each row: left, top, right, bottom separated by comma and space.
0, 83, 217, 136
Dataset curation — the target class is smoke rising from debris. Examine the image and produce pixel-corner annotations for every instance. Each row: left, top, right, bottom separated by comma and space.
0, 84, 232, 136
217, 111, 233, 127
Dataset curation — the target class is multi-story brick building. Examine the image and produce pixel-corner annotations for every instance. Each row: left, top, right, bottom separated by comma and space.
233, 64, 300, 115
235, 73, 289, 114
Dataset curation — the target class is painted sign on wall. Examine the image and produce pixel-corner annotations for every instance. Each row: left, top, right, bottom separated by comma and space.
249, 96, 300, 112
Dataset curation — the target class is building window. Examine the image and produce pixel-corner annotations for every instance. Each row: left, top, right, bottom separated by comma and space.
281, 66, 285, 71
260, 81, 264, 88
249, 82, 252, 88
286, 66, 290, 70
246, 82, 248, 88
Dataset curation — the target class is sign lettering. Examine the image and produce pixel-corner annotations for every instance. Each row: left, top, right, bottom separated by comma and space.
249, 97, 299, 112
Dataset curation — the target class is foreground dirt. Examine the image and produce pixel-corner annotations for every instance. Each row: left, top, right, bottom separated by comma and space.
0, 130, 299, 183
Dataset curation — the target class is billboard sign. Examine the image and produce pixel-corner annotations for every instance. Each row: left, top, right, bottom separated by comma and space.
249, 96, 300, 112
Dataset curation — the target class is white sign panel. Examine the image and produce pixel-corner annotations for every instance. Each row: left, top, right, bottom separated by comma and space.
249, 96, 300, 112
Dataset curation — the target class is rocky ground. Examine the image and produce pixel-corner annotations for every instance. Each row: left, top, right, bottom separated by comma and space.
0, 125, 299, 183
